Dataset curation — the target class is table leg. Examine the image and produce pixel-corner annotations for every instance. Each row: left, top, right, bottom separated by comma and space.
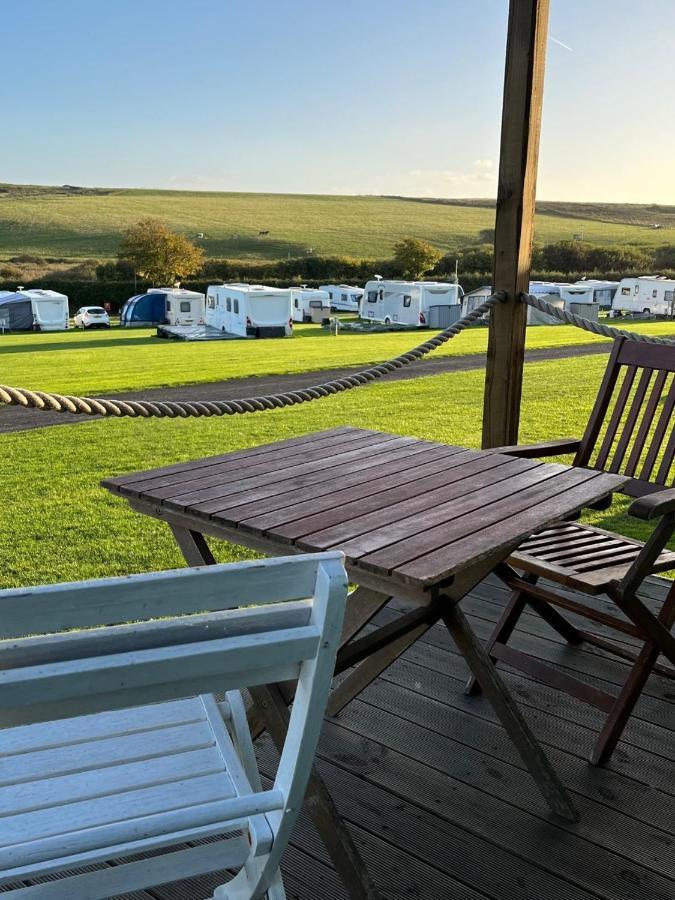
169, 524, 217, 566
442, 600, 579, 822
250, 684, 380, 900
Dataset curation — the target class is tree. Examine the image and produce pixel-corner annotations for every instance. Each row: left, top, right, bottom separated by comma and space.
540, 240, 588, 273
392, 238, 441, 279
118, 219, 205, 285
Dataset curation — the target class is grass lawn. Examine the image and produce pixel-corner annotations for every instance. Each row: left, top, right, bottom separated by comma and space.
1, 186, 673, 261
0, 353, 668, 589
4, 320, 675, 396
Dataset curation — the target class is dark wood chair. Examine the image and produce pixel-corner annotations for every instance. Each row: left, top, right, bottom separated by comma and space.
471, 337, 675, 764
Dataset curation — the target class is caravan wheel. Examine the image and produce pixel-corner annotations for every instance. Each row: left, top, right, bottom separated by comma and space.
384, 316, 392, 325
642, 308, 651, 315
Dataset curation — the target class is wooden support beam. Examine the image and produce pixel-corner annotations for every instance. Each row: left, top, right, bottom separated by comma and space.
482, 0, 550, 448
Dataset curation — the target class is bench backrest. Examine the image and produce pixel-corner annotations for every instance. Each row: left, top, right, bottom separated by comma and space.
574, 337, 675, 497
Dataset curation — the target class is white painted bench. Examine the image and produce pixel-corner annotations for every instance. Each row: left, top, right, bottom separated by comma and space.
0, 552, 348, 899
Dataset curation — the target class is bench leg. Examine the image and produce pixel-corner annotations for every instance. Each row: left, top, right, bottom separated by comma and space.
593, 582, 675, 765
443, 600, 578, 822
250, 684, 380, 900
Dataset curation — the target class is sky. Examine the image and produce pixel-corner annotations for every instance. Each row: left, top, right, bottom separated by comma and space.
3, 0, 675, 202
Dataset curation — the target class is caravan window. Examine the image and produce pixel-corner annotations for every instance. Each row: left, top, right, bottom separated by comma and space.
653, 289, 658, 298
403, 295, 412, 308
634, 285, 640, 295
294, 298, 299, 308
207, 295, 216, 309
621, 287, 630, 295
341, 293, 348, 302
226, 298, 232, 312
234, 299, 239, 314
367, 291, 378, 303
166, 301, 172, 311
180, 301, 191, 312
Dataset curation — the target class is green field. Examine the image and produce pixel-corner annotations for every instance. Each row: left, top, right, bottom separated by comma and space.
0, 354, 664, 589
4, 320, 675, 396
1, 183, 673, 262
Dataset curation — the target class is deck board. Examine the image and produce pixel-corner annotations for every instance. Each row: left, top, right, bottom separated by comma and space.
18, 573, 674, 900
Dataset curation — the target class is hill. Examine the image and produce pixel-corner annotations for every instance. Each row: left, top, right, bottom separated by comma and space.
0, 183, 673, 262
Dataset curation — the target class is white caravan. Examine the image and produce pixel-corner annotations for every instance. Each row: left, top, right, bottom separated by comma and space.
361, 280, 462, 327
319, 284, 363, 313
560, 280, 618, 309
611, 276, 675, 317
148, 288, 205, 326
22, 289, 69, 331
291, 288, 330, 323
205, 284, 293, 337
462, 283, 564, 325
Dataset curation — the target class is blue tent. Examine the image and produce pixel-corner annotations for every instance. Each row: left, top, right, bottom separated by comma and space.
0, 292, 35, 331
120, 293, 168, 327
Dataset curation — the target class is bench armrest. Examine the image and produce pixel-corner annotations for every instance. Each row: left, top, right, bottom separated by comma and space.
487, 438, 582, 459
629, 488, 675, 520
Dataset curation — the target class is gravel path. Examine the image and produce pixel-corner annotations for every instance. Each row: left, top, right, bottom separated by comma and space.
0, 342, 607, 434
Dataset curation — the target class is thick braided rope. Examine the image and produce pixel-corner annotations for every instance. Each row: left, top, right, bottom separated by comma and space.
0, 293, 508, 418
522, 293, 675, 344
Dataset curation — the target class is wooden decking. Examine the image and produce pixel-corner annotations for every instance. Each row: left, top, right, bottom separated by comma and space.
11, 573, 674, 899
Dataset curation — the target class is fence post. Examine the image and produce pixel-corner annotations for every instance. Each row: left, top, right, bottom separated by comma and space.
482, 0, 550, 448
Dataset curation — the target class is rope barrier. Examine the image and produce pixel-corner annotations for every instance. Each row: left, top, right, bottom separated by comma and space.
0, 293, 508, 419
521, 293, 675, 345
1, 291, 673, 420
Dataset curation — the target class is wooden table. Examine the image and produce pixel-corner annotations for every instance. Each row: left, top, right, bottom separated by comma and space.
103, 426, 626, 891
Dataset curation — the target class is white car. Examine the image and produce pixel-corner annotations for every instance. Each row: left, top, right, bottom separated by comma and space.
73, 306, 111, 329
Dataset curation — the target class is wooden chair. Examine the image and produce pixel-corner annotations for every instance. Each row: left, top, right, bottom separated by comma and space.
0, 552, 348, 899
471, 337, 675, 764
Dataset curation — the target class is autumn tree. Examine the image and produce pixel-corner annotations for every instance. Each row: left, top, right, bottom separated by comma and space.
118, 219, 205, 285
392, 238, 442, 279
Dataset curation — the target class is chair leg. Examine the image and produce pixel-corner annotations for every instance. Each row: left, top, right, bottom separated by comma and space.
465, 577, 533, 696
592, 583, 675, 765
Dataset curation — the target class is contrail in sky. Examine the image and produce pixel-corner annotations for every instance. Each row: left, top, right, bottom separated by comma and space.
550, 36, 574, 51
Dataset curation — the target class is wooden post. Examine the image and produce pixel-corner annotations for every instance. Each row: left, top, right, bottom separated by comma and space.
482, 0, 550, 448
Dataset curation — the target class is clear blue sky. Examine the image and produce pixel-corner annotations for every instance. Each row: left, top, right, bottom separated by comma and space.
4, 0, 675, 202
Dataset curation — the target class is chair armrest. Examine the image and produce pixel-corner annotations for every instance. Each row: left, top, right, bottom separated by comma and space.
629, 488, 675, 520
487, 438, 582, 459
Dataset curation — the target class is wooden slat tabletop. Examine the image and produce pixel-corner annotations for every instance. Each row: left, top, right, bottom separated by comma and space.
103, 427, 628, 592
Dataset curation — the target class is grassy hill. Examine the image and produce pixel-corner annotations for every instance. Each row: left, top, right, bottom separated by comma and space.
1, 183, 673, 262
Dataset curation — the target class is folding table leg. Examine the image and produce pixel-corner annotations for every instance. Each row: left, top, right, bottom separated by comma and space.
329, 618, 436, 717
169, 524, 217, 566
465, 575, 533, 696
250, 684, 380, 900
442, 599, 579, 822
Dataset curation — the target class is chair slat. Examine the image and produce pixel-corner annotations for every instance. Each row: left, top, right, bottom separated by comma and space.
640, 373, 675, 481
624, 368, 668, 476
609, 367, 653, 473
655, 422, 675, 485
595, 365, 637, 469
0, 554, 332, 640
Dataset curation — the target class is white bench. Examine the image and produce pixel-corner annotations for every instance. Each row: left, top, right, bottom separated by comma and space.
0, 552, 348, 899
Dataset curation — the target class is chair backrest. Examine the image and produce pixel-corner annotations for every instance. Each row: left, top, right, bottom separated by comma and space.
0, 552, 348, 726
0, 554, 348, 898
574, 337, 675, 497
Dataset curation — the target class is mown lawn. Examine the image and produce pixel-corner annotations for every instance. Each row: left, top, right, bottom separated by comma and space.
0, 353, 666, 589
4, 320, 675, 396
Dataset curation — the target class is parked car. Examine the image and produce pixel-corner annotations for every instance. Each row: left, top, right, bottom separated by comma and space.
74, 306, 111, 329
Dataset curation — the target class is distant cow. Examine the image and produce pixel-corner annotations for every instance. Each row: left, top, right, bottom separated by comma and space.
258, 230, 270, 236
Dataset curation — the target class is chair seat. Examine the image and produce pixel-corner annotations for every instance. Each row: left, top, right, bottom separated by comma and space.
0, 696, 248, 885
509, 521, 675, 594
